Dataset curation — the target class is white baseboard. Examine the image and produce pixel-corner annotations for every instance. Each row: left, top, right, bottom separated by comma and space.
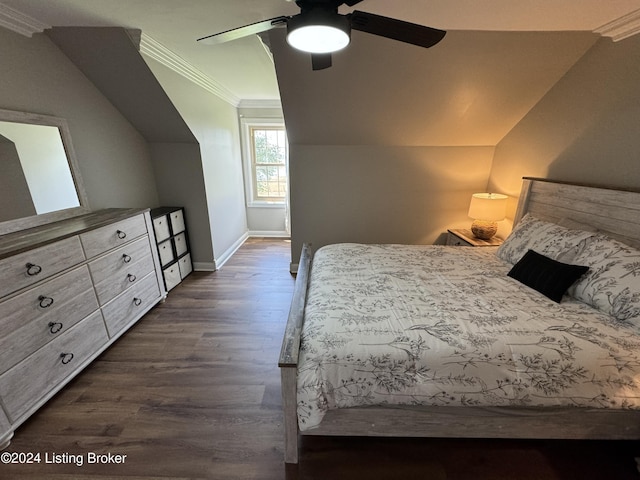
248, 230, 290, 238
215, 232, 250, 269
192, 231, 289, 272
193, 261, 217, 272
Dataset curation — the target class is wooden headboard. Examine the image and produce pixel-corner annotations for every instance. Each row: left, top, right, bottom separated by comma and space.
514, 177, 640, 249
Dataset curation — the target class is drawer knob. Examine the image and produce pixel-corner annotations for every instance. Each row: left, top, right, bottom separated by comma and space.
38, 295, 54, 308
122, 254, 132, 263
116, 230, 127, 239
133, 297, 142, 306
25, 262, 42, 276
48, 322, 63, 334
127, 273, 137, 283
60, 352, 74, 365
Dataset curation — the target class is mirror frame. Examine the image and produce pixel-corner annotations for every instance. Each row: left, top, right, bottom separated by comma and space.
0, 108, 89, 236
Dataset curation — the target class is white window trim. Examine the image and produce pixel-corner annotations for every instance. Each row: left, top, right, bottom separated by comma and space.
240, 117, 288, 208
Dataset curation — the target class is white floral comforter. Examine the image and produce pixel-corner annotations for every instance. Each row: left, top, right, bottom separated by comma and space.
297, 243, 640, 431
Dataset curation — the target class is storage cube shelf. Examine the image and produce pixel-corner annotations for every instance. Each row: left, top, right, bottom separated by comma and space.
150, 207, 193, 291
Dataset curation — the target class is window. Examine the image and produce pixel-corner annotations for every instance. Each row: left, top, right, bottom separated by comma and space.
251, 127, 287, 202
241, 119, 288, 206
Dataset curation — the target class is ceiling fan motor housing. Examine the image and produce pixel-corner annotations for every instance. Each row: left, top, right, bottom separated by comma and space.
287, 6, 351, 53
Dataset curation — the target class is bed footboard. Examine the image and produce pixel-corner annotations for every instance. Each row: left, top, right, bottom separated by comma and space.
279, 243, 313, 464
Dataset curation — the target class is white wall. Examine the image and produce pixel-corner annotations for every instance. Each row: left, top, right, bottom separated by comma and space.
144, 58, 248, 267
238, 104, 288, 236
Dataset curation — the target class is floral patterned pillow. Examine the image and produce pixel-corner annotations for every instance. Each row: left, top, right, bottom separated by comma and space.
569, 234, 640, 323
496, 214, 595, 265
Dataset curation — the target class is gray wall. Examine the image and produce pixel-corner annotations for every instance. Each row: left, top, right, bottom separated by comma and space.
0, 27, 245, 270
488, 35, 640, 201
5, 23, 638, 271
0, 28, 159, 212
289, 145, 494, 258
270, 28, 596, 264
149, 141, 214, 269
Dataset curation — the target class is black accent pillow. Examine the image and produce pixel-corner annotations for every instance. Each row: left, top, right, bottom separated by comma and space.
507, 249, 589, 303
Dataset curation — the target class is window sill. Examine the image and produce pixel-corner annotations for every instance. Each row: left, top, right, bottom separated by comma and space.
247, 202, 286, 209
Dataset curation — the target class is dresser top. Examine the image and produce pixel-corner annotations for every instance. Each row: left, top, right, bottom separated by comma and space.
0, 208, 149, 260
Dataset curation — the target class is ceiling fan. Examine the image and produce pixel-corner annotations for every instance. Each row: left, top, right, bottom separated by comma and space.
197, 0, 446, 70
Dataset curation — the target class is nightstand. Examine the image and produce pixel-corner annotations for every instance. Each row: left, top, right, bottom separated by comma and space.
446, 228, 504, 247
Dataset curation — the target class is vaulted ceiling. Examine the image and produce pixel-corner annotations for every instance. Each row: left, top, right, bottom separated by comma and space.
2, 0, 640, 104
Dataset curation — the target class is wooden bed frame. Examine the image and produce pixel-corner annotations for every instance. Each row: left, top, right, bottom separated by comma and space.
278, 177, 640, 464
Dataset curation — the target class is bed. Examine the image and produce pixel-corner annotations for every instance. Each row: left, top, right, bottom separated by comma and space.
279, 177, 640, 464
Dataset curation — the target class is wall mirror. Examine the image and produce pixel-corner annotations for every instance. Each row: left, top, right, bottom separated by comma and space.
0, 108, 89, 236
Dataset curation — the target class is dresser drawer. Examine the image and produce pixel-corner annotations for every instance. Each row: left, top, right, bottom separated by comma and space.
169, 209, 185, 234
152, 214, 171, 242
0, 266, 99, 374
0, 311, 108, 422
0, 236, 85, 298
92, 252, 155, 305
88, 235, 152, 284
101, 273, 160, 337
80, 214, 147, 259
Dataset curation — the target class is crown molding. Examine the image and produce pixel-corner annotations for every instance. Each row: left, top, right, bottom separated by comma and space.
595, 8, 640, 41
0, 3, 49, 37
238, 99, 282, 109
139, 32, 241, 106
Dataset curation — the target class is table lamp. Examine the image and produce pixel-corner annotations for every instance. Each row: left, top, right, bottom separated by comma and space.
468, 193, 508, 240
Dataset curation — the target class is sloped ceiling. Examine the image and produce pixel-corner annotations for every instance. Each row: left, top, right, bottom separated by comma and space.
1, 1, 639, 148
1, 0, 640, 102
270, 28, 597, 146
45, 27, 197, 143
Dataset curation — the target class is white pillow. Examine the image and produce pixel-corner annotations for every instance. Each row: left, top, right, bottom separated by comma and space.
496, 214, 595, 265
569, 234, 640, 324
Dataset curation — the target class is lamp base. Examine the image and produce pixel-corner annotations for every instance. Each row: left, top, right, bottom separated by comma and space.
471, 220, 498, 240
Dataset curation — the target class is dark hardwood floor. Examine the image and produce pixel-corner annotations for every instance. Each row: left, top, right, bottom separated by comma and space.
1, 238, 638, 479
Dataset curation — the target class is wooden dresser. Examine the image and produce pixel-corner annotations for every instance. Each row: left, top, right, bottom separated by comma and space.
0, 209, 166, 448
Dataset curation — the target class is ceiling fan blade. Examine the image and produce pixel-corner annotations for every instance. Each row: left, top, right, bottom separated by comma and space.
350, 10, 446, 49
197, 16, 289, 45
311, 53, 332, 70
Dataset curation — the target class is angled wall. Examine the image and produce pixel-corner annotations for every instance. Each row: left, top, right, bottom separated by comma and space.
269, 28, 595, 264
143, 58, 248, 267
488, 35, 640, 201
46, 27, 222, 267
0, 27, 159, 213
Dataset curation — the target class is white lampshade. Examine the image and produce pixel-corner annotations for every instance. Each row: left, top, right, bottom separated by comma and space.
468, 193, 508, 221
286, 12, 351, 54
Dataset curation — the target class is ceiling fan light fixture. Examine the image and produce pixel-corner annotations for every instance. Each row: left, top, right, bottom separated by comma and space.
286, 11, 350, 54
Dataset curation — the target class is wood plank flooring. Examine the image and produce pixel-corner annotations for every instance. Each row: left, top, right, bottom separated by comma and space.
1, 238, 638, 479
